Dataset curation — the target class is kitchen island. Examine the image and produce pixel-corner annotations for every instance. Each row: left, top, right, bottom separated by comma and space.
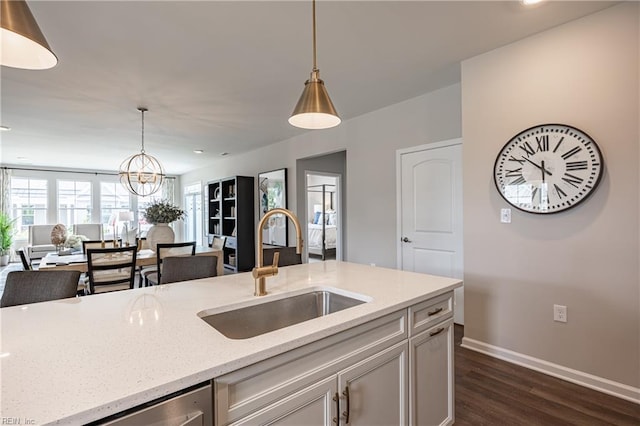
0, 261, 461, 425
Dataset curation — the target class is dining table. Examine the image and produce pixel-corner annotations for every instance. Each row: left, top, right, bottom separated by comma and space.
38, 246, 224, 277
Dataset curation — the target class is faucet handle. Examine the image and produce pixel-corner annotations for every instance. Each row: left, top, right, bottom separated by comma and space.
272, 251, 280, 269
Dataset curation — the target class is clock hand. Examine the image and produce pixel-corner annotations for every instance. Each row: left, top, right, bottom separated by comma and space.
522, 157, 553, 176
541, 160, 546, 183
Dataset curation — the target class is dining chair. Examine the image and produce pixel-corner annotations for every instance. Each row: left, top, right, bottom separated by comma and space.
0, 270, 81, 307
86, 246, 137, 294
159, 255, 219, 284
82, 239, 122, 253
144, 242, 196, 286
263, 247, 303, 267
72, 223, 104, 240
18, 248, 33, 270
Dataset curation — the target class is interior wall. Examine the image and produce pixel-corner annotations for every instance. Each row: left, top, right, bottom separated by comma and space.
461, 2, 639, 388
296, 151, 346, 251
180, 83, 462, 267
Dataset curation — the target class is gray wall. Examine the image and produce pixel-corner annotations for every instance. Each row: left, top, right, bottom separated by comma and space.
296, 151, 347, 253
461, 3, 639, 388
180, 83, 462, 268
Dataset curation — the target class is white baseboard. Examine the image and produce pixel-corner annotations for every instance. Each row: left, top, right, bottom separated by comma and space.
461, 337, 640, 404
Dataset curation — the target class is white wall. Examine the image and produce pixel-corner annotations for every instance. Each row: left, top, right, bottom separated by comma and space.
180, 83, 462, 268
461, 2, 639, 391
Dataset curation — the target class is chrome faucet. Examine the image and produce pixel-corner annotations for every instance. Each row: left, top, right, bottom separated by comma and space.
252, 208, 303, 296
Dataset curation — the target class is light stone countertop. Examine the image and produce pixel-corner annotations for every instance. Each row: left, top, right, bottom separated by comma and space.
0, 261, 462, 425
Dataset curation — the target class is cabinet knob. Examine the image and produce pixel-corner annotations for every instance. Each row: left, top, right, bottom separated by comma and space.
402, 237, 412, 243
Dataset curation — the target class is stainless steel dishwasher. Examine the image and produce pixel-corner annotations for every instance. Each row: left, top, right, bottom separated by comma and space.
97, 383, 212, 426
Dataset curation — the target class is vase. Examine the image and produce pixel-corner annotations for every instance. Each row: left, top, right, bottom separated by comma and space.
146, 223, 175, 251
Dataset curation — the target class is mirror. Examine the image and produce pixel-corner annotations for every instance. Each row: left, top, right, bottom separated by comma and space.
258, 168, 288, 246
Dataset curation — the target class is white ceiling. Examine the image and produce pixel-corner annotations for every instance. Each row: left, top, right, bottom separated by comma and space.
0, 0, 615, 175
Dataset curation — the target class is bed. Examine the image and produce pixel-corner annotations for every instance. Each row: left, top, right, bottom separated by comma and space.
307, 183, 338, 261
308, 223, 337, 260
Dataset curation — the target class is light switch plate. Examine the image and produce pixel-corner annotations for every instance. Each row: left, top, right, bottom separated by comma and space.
500, 208, 511, 223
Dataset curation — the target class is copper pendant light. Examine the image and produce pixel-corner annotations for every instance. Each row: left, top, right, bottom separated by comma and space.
289, 0, 340, 130
119, 108, 165, 197
0, 0, 57, 69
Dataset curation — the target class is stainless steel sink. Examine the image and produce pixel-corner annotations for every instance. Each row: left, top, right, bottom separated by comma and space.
199, 290, 368, 339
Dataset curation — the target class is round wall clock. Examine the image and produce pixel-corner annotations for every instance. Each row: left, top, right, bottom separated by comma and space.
494, 123, 603, 214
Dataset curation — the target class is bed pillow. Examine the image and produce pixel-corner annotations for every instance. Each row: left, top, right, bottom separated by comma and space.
313, 211, 322, 224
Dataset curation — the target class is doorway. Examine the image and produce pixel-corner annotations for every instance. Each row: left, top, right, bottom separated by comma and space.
305, 172, 341, 262
397, 139, 464, 324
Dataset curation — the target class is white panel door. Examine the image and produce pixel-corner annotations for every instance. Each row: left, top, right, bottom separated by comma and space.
399, 141, 464, 324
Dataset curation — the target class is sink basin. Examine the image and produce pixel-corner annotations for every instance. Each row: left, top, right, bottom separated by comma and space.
199, 290, 368, 339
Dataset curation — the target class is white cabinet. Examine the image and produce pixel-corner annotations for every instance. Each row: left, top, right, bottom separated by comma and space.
215, 291, 454, 426
227, 343, 407, 426
408, 292, 455, 426
337, 342, 407, 425
409, 319, 454, 426
230, 376, 337, 425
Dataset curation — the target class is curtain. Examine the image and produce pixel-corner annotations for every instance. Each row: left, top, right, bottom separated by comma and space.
162, 178, 175, 205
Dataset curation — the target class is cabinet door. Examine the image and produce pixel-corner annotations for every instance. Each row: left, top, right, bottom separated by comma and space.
336, 342, 408, 426
409, 318, 454, 426
230, 376, 337, 426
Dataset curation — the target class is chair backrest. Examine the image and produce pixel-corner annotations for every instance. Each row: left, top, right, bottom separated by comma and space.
155, 242, 197, 283
86, 246, 137, 294
160, 255, 218, 284
135, 237, 149, 250
28, 224, 54, 245
18, 248, 33, 271
211, 235, 227, 250
82, 239, 122, 254
263, 247, 303, 267
0, 270, 81, 307
72, 223, 104, 240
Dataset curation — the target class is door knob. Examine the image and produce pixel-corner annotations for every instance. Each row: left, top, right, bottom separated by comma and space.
402, 237, 412, 243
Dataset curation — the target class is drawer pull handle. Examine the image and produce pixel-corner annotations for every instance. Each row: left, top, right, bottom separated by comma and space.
427, 307, 443, 316
429, 327, 445, 337
333, 392, 339, 424
342, 386, 351, 424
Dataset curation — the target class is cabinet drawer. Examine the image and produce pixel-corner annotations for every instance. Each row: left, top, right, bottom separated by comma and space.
215, 310, 407, 425
408, 291, 453, 336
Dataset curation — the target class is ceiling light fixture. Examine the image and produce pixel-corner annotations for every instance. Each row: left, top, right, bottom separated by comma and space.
119, 107, 165, 197
193, 149, 204, 154
0, 0, 57, 69
289, 0, 340, 130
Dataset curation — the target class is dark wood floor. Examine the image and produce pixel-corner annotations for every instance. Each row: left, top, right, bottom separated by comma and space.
454, 325, 640, 425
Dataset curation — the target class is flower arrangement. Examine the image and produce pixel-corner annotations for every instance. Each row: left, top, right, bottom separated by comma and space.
143, 200, 185, 224
0, 212, 16, 256
65, 233, 88, 250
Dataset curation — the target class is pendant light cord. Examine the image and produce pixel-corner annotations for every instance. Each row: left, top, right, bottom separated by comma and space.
312, 0, 317, 72
139, 107, 147, 154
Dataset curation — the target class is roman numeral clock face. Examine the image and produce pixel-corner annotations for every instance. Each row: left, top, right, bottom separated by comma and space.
494, 124, 604, 214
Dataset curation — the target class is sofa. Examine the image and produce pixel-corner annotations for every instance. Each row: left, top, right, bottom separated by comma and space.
27, 223, 105, 259
26, 225, 57, 260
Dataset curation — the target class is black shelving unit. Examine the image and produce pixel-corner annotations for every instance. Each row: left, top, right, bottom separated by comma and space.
207, 176, 255, 272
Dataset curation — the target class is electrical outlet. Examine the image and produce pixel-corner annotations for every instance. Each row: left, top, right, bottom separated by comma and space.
553, 304, 567, 323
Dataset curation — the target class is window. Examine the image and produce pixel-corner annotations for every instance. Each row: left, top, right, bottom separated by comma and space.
137, 193, 163, 235
58, 180, 92, 227
100, 182, 131, 239
10, 177, 48, 241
